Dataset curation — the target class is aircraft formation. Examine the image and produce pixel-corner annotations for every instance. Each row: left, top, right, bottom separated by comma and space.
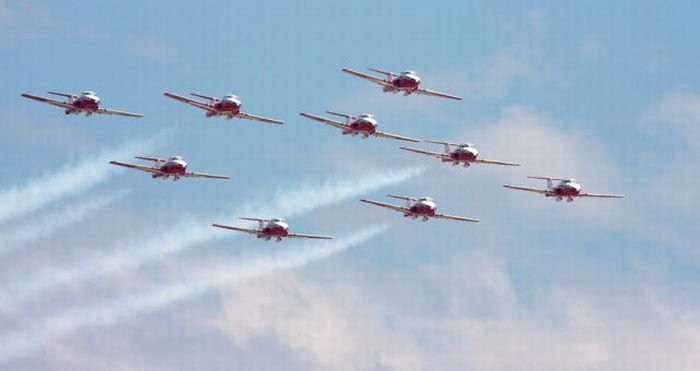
20, 67, 624, 242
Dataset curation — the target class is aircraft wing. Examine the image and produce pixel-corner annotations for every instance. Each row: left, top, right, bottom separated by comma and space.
360, 199, 409, 214
341, 68, 393, 87
95, 107, 144, 118
109, 161, 161, 175
373, 131, 420, 143
475, 158, 521, 167
183, 171, 230, 180
433, 213, 480, 223
164, 92, 218, 113
579, 192, 624, 199
399, 146, 451, 160
212, 223, 260, 235
413, 87, 463, 101
299, 112, 348, 130
21, 93, 74, 110
286, 232, 333, 240
502, 184, 549, 195
236, 112, 284, 124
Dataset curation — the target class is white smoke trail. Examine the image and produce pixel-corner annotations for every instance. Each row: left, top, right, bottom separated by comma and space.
0, 133, 165, 224
0, 190, 128, 255
0, 225, 387, 363
0, 167, 423, 311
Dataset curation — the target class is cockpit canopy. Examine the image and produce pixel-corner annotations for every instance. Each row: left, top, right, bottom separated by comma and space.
271, 218, 286, 223
169, 155, 184, 161
459, 143, 474, 148
224, 94, 239, 100
565, 178, 577, 183
401, 70, 417, 76
82, 91, 96, 96
418, 197, 434, 202
359, 113, 374, 119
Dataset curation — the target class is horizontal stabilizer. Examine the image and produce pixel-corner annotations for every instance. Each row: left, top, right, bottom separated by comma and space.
190, 92, 216, 101
387, 194, 416, 201
527, 176, 566, 181
134, 156, 165, 162
239, 217, 269, 222
47, 91, 75, 98
425, 140, 460, 147
367, 68, 397, 76
325, 111, 355, 119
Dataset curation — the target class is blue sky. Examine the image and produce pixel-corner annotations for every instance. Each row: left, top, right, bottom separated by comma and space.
1, 1, 700, 370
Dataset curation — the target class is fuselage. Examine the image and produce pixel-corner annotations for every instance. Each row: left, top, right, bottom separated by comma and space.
259, 218, 289, 237
408, 197, 437, 216
348, 113, 378, 133
208, 94, 242, 117
549, 180, 582, 197
449, 144, 479, 162
158, 156, 188, 176
391, 71, 421, 89
67, 91, 100, 113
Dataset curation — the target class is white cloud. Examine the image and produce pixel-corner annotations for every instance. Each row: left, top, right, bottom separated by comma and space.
0, 227, 387, 363
214, 247, 700, 371
217, 270, 426, 371
646, 92, 700, 150
0, 133, 164, 224
411, 105, 631, 229
0, 190, 127, 255
641, 92, 700, 214
0, 167, 422, 313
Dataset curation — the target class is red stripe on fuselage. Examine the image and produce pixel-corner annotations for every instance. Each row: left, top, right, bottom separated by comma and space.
349, 120, 376, 133
392, 77, 420, 89
214, 101, 241, 114
410, 204, 436, 216
552, 186, 580, 197
261, 226, 288, 237
159, 164, 187, 175
450, 151, 478, 161
73, 99, 99, 110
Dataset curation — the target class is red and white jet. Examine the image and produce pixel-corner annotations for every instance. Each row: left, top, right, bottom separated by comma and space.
109, 155, 230, 181
360, 195, 479, 223
164, 92, 283, 124
401, 141, 520, 168
299, 111, 419, 142
341, 68, 463, 100
503, 176, 624, 202
21, 91, 143, 117
212, 217, 333, 242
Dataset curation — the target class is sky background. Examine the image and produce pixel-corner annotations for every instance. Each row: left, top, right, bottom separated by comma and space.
1, 0, 700, 370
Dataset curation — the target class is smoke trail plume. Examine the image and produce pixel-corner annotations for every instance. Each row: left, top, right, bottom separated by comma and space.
0, 225, 387, 362
0, 167, 422, 310
0, 190, 128, 255
0, 133, 164, 224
